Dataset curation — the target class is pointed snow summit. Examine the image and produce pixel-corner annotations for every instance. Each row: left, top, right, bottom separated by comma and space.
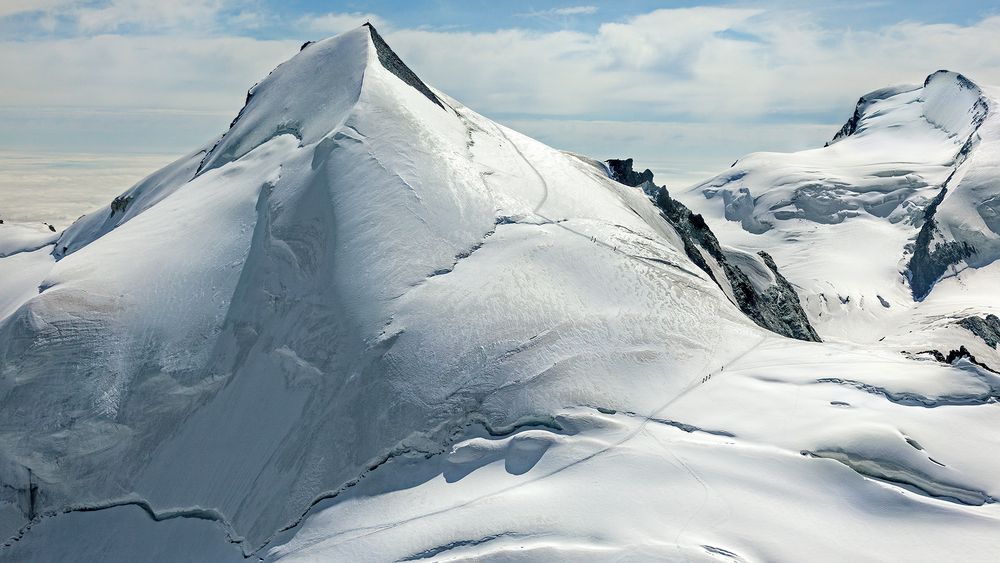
0, 24, 764, 554
57, 25, 450, 259
198, 24, 443, 176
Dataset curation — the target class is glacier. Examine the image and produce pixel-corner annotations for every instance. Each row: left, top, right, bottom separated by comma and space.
686, 68, 1000, 371
0, 25, 998, 562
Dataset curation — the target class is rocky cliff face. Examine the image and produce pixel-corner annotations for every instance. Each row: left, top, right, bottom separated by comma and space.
606, 158, 654, 188
364, 23, 444, 109
907, 183, 978, 300
958, 314, 1000, 349
606, 159, 820, 342
904, 71, 991, 300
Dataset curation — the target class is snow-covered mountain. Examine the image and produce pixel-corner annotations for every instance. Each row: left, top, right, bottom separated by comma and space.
685, 70, 1000, 372
1, 26, 999, 561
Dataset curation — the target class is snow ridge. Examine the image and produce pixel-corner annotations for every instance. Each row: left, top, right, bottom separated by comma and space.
906, 72, 993, 299
364, 23, 445, 110
829, 83, 920, 144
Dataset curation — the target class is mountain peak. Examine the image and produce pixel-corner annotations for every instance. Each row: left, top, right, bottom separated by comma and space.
829, 70, 989, 146
195, 26, 369, 173
196, 25, 444, 175
923, 69, 980, 91
363, 23, 445, 110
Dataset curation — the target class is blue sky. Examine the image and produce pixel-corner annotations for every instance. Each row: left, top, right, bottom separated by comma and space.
2, 1, 1000, 224
6, 1, 998, 37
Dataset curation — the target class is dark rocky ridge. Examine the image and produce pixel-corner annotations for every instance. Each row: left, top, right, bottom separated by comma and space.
919, 346, 999, 375
908, 183, 977, 301
756, 251, 823, 340
902, 72, 990, 300
958, 314, 1000, 349
364, 23, 444, 110
606, 159, 821, 342
606, 158, 653, 188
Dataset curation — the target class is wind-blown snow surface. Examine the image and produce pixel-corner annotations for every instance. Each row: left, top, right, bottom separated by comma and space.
1, 28, 998, 561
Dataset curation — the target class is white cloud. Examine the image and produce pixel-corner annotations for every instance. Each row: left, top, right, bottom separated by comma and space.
594, 7, 764, 70
1, 0, 265, 34
521, 6, 599, 17
505, 118, 836, 189
0, 150, 179, 227
6, 4, 1000, 219
553, 6, 598, 16
228, 10, 267, 30
300, 12, 387, 35
0, 34, 299, 111
0, 0, 72, 18
73, 0, 229, 32
384, 8, 1000, 122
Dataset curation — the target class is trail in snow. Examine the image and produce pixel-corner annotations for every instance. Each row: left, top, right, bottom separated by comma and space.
266, 334, 769, 555
489, 124, 549, 214
483, 115, 707, 283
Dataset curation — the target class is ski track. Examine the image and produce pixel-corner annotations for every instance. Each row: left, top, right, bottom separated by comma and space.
484, 115, 708, 286
267, 335, 768, 555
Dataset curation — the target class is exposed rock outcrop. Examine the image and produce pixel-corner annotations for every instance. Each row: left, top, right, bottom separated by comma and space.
908, 184, 977, 301
607, 158, 820, 342
110, 195, 132, 217
364, 23, 444, 110
919, 345, 999, 374
755, 251, 822, 341
957, 314, 1000, 349
606, 158, 654, 188
905, 72, 991, 300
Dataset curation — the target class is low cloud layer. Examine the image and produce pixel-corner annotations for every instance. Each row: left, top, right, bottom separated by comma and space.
0, 151, 178, 228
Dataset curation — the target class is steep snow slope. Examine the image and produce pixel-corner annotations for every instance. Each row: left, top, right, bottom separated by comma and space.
54, 141, 215, 259
684, 71, 1000, 366
1, 28, 998, 561
0, 224, 55, 322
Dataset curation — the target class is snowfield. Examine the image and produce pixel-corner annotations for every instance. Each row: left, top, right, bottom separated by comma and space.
1, 25, 998, 562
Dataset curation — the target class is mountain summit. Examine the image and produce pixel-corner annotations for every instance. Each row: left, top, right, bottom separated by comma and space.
686, 70, 1000, 371
2, 27, 999, 561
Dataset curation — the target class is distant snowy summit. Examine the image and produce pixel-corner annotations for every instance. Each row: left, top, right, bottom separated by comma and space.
2, 25, 1000, 562
700, 71, 990, 232
685, 70, 1000, 369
